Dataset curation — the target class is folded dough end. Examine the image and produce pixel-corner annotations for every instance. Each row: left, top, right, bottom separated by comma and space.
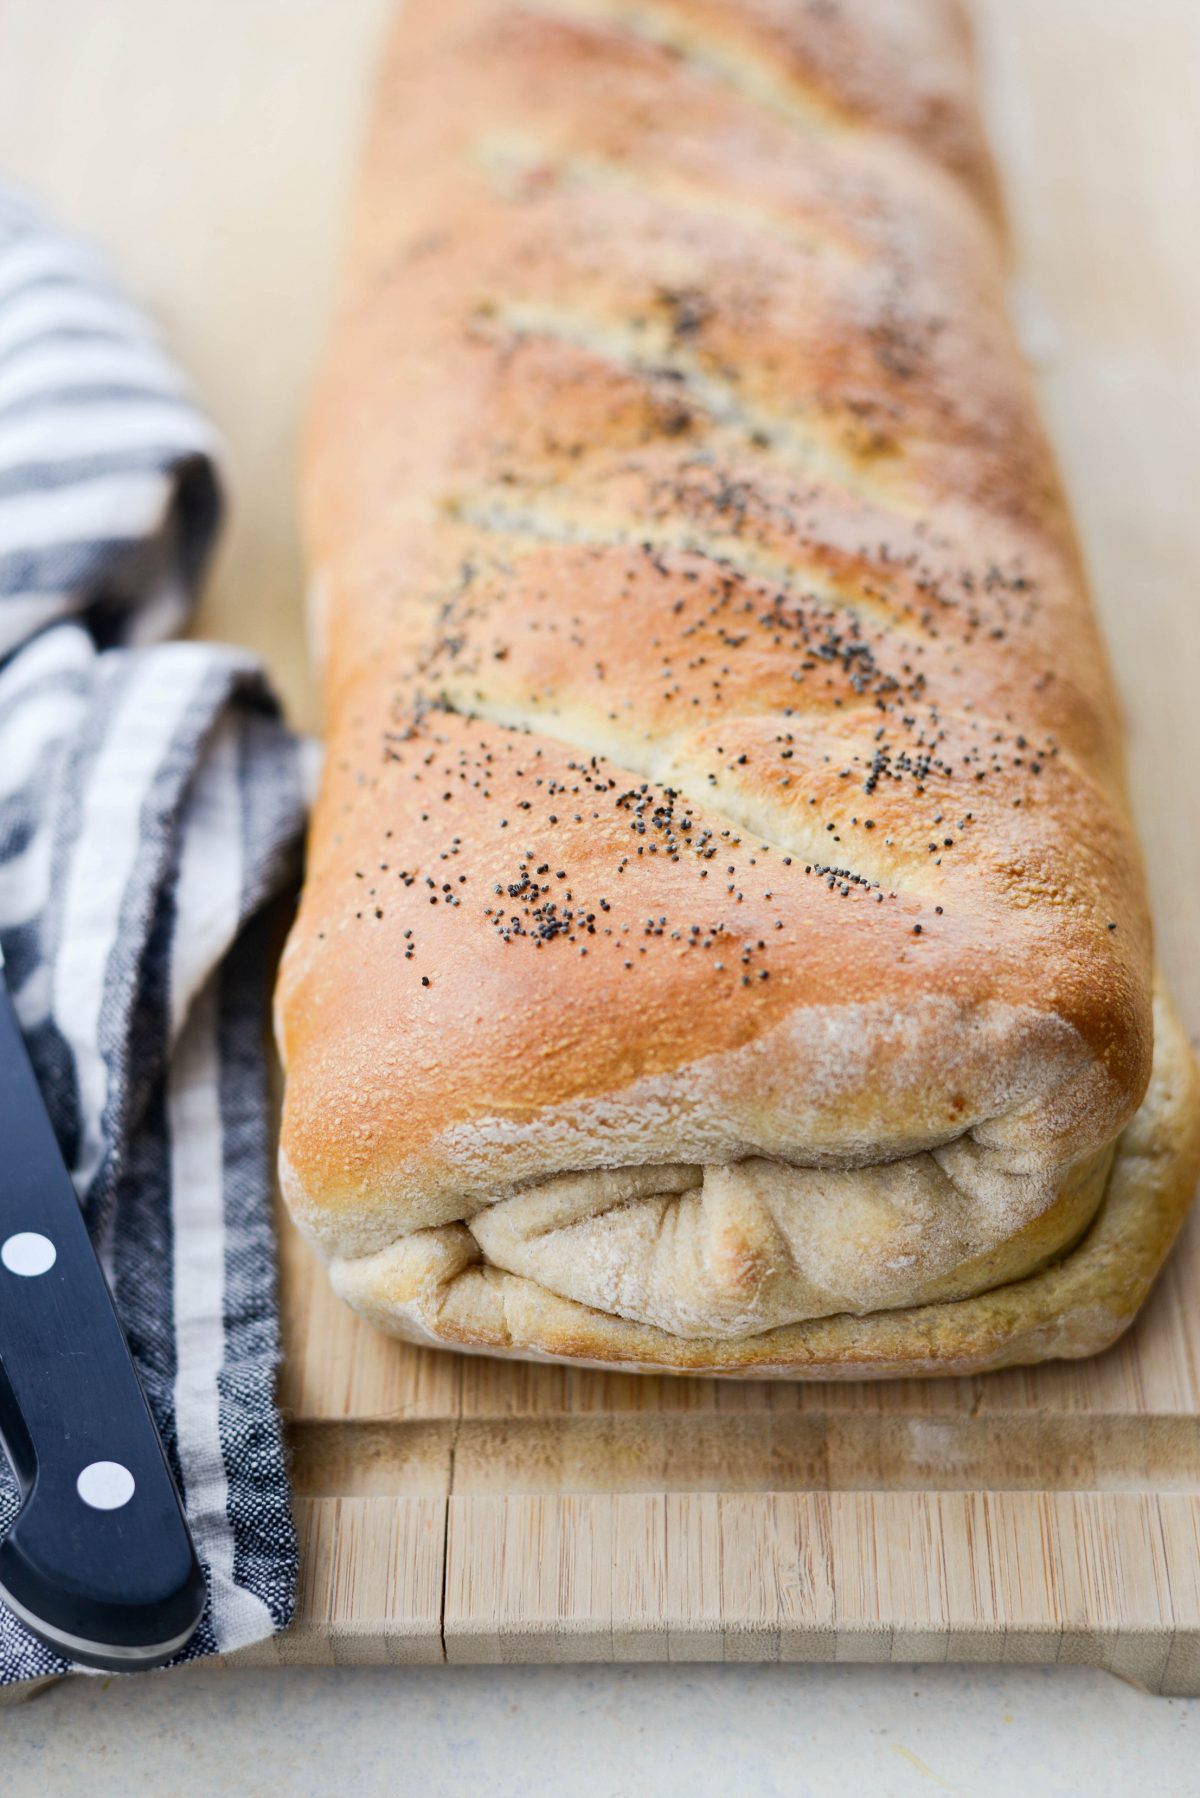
281, 978, 1198, 1376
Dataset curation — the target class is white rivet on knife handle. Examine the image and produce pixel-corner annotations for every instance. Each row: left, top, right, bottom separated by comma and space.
77, 1462, 136, 1511
1, 1232, 56, 1276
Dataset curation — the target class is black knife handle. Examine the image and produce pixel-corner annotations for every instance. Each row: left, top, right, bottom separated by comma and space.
0, 974, 205, 1669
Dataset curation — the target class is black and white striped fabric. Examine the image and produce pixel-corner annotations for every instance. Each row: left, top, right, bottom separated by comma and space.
0, 189, 305, 1682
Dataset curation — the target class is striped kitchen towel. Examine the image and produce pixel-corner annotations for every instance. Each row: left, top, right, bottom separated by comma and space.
0, 188, 306, 1681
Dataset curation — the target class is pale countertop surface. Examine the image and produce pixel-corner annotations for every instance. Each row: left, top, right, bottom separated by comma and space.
2, 1663, 1199, 1798
1, 1, 1199, 1792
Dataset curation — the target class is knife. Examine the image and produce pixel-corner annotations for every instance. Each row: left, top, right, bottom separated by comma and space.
0, 951, 206, 1670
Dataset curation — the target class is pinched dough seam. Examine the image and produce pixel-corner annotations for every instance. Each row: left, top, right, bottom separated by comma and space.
319, 985, 1200, 1369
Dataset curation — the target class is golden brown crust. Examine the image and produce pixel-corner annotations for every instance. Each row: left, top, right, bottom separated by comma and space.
275, 0, 1197, 1372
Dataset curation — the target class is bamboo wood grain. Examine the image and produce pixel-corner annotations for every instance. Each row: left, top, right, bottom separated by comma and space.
228, 1492, 1200, 1695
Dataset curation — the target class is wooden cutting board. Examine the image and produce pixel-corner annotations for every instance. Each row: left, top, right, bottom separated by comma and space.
1, 0, 1197, 1689
260, 1211, 1200, 1686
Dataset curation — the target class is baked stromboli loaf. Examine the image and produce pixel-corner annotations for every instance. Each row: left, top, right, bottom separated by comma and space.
276, 0, 1200, 1375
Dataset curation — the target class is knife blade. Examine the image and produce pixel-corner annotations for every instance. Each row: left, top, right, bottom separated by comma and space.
0, 950, 205, 1670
